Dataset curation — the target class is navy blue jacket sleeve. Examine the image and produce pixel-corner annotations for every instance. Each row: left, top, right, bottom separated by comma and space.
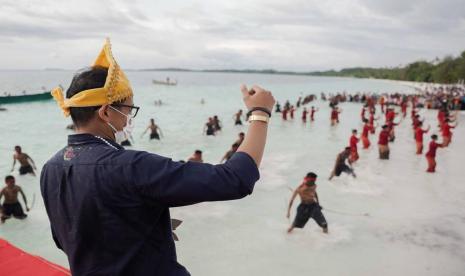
130, 151, 260, 207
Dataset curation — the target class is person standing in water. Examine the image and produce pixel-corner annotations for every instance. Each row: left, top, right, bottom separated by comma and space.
1, 175, 28, 223
330, 106, 341, 126
415, 121, 430, 154
287, 172, 328, 234
301, 107, 308, 122
329, 147, 356, 180
310, 106, 318, 121
348, 129, 360, 164
361, 119, 373, 149
441, 118, 457, 147
11, 146, 37, 176
378, 125, 390, 159
187, 150, 203, 163
234, 109, 243, 125
141, 118, 163, 140
204, 117, 216, 136
425, 134, 444, 173
213, 115, 222, 132
235, 132, 245, 146
220, 143, 240, 163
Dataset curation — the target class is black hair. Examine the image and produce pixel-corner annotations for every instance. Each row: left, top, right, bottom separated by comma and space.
66, 66, 108, 127
306, 172, 317, 178
195, 150, 202, 154
352, 129, 357, 133
5, 175, 14, 182
345, 146, 351, 151
431, 134, 438, 140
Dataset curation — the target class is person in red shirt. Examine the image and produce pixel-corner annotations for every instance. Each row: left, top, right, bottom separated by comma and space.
369, 109, 378, 134
361, 119, 373, 149
348, 129, 360, 164
425, 134, 444, 173
361, 106, 367, 121
415, 121, 430, 154
282, 107, 288, 120
437, 108, 446, 129
441, 118, 457, 147
301, 107, 308, 122
378, 125, 390, 159
310, 106, 318, 121
290, 106, 295, 119
379, 97, 386, 113
385, 107, 396, 123
330, 106, 341, 126
400, 101, 407, 118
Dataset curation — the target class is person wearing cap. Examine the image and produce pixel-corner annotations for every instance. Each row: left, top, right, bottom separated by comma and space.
40, 39, 275, 275
286, 172, 328, 234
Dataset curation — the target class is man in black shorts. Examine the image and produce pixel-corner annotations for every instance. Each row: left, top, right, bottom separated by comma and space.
0, 175, 29, 223
329, 147, 356, 180
286, 172, 328, 233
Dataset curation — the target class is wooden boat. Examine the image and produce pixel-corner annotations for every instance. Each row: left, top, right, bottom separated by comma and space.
152, 79, 177, 86
0, 91, 52, 104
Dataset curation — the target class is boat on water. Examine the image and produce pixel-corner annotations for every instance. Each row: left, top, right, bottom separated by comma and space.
0, 91, 52, 104
152, 78, 177, 86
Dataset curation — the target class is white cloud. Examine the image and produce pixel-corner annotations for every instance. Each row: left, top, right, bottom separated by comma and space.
0, 0, 464, 70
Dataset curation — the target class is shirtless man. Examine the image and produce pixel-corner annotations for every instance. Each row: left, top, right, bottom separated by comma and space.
187, 150, 203, 163
0, 175, 28, 223
235, 132, 245, 146
220, 143, 240, 163
234, 110, 243, 125
12, 146, 36, 176
329, 147, 356, 180
287, 172, 328, 234
141, 118, 163, 140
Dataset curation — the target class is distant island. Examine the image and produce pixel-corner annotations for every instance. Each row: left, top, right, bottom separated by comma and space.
141, 50, 465, 84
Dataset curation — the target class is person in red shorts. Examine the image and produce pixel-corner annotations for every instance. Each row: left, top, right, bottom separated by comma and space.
301, 107, 308, 122
378, 125, 390, 159
441, 118, 457, 147
310, 106, 318, 121
415, 121, 430, 154
425, 134, 444, 173
330, 106, 341, 126
361, 119, 373, 149
290, 105, 295, 119
348, 129, 360, 164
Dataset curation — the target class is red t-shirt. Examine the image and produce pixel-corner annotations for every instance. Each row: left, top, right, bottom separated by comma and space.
331, 110, 339, 120
302, 110, 308, 119
442, 124, 454, 137
386, 111, 395, 122
362, 124, 371, 137
415, 127, 427, 142
350, 135, 359, 150
378, 130, 389, 145
426, 141, 440, 157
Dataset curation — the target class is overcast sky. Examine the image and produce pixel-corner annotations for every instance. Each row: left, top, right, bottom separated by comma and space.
1, 0, 464, 71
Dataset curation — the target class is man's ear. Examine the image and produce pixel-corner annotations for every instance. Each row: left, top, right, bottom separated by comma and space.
98, 105, 111, 123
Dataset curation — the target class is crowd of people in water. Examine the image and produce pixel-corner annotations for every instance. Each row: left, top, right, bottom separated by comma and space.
2, 84, 463, 236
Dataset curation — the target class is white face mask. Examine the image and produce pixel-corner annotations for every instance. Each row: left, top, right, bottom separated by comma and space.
108, 106, 135, 144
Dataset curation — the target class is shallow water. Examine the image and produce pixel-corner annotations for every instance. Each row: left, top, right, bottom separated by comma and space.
1, 71, 464, 276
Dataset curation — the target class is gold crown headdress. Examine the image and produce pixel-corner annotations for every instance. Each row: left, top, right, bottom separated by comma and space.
51, 38, 133, 116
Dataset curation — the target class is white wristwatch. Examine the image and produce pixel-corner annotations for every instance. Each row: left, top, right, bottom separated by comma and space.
248, 114, 269, 124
